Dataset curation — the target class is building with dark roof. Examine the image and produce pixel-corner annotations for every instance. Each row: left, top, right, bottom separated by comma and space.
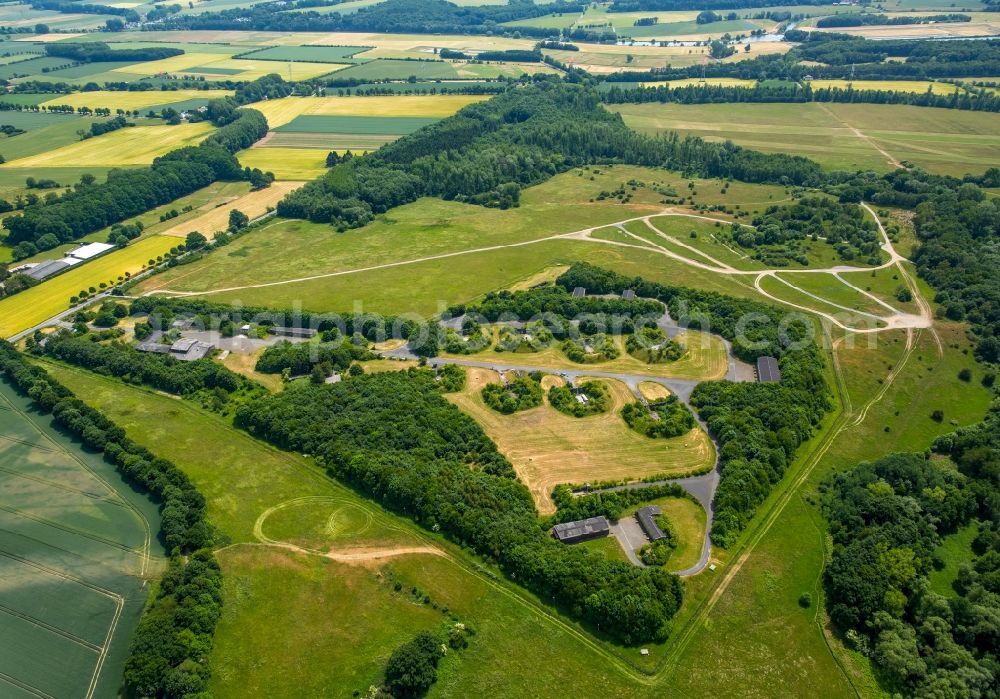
756, 356, 781, 383
136, 341, 170, 354
271, 326, 318, 339
552, 516, 610, 544
23, 259, 71, 281
637, 506, 667, 542
572, 286, 586, 298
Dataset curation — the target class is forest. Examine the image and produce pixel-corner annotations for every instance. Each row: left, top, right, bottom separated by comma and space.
160, 0, 585, 37
823, 451, 998, 697
235, 367, 684, 645
0, 342, 220, 699
455, 286, 663, 327
555, 263, 830, 547
44, 42, 183, 62
277, 81, 824, 229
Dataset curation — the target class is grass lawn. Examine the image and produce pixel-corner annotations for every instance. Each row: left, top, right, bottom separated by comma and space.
759, 274, 888, 329
446, 369, 715, 514
778, 271, 899, 317
579, 534, 630, 563
927, 521, 979, 596
135, 165, 777, 309
612, 102, 1000, 177
839, 266, 920, 315
0, 235, 179, 338
1, 122, 215, 168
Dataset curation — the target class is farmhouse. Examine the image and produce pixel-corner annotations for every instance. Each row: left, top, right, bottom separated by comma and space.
637, 505, 668, 542
552, 516, 610, 544
756, 356, 781, 383
270, 326, 318, 339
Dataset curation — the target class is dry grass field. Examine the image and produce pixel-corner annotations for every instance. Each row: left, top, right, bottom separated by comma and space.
1, 122, 215, 168
234, 147, 328, 180
447, 369, 715, 513
159, 181, 305, 239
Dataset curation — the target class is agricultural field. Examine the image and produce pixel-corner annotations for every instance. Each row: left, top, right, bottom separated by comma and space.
612, 101, 1000, 176
0, 122, 215, 168
0, 379, 164, 699
38, 89, 234, 113
159, 181, 305, 240
236, 44, 371, 63
808, 79, 967, 96
447, 370, 715, 513
0, 235, 179, 338
234, 147, 329, 180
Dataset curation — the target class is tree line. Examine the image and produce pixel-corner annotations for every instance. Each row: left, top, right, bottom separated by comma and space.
44, 42, 182, 62
277, 81, 825, 229
0, 341, 221, 698
601, 81, 1000, 114
235, 367, 684, 645
815, 13, 970, 28
555, 263, 831, 548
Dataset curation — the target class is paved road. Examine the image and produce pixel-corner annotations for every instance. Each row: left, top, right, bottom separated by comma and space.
384, 342, 736, 576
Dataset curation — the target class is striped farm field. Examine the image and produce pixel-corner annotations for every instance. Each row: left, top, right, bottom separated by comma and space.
1, 122, 215, 168
40, 89, 234, 112
0, 235, 179, 338
276, 115, 438, 134
159, 181, 305, 240
264, 132, 397, 150
447, 369, 715, 514
237, 44, 370, 63
235, 147, 328, 180
244, 94, 487, 128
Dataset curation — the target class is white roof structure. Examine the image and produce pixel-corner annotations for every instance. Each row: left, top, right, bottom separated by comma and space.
67, 242, 113, 261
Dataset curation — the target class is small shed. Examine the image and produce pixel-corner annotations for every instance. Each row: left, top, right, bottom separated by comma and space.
552, 516, 610, 544
572, 287, 586, 298
622, 289, 636, 301
637, 506, 667, 542
756, 356, 781, 383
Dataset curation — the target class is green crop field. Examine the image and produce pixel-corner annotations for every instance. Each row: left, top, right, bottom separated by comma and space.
237, 44, 371, 63
326, 58, 461, 81
0, 91, 60, 105
613, 102, 1000, 177
275, 114, 439, 134
0, 110, 77, 131
0, 55, 71, 79
0, 379, 164, 699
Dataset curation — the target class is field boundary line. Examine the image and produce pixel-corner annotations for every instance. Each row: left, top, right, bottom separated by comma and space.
0, 671, 55, 699
0, 603, 103, 652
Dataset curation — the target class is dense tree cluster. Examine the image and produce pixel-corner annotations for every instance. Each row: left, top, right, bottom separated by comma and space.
621, 395, 694, 438
254, 338, 373, 376
277, 82, 824, 228
609, 0, 829, 9
0, 341, 220, 697
40, 332, 254, 400
235, 368, 683, 644
548, 380, 609, 417
87, 114, 131, 138
556, 263, 830, 547
382, 631, 445, 699
823, 452, 999, 697
31, 0, 138, 19
482, 372, 543, 414
736, 196, 881, 264
456, 286, 663, 326
815, 13, 970, 28
625, 327, 683, 363
44, 42, 181, 62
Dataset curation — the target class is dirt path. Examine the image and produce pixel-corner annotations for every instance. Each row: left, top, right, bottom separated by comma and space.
818, 102, 905, 170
